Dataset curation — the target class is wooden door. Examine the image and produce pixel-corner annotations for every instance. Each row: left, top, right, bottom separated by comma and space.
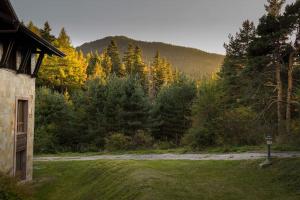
15, 100, 28, 180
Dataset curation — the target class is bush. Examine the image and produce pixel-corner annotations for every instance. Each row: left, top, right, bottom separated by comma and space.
131, 131, 154, 149
34, 124, 58, 153
277, 120, 300, 146
219, 106, 264, 146
186, 78, 224, 148
153, 141, 176, 150
105, 133, 131, 151
0, 174, 32, 200
182, 127, 216, 149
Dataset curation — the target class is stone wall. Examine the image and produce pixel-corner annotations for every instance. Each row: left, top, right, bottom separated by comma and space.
0, 68, 35, 181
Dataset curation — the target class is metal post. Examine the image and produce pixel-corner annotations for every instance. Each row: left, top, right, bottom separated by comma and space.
267, 143, 271, 161
260, 135, 272, 168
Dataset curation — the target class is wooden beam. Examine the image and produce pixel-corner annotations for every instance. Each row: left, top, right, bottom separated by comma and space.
32, 52, 44, 78
0, 12, 15, 24
17, 49, 31, 74
0, 40, 14, 67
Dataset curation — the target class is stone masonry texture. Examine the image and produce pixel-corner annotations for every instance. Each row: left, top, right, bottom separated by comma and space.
0, 68, 35, 181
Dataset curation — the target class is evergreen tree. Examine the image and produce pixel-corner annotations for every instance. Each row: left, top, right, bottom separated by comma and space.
107, 40, 125, 77
265, 0, 286, 16
151, 75, 196, 144
27, 21, 41, 36
123, 44, 135, 74
40, 21, 55, 43
57, 28, 71, 48
151, 51, 174, 96
120, 76, 150, 136
220, 20, 256, 106
86, 52, 106, 80
103, 76, 124, 133
133, 46, 148, 89
101, 49, 113, 77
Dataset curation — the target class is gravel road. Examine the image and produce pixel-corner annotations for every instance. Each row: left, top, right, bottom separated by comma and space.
34, 152, 300, 162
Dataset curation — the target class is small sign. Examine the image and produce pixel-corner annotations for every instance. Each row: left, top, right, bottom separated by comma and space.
266, 136, 272, 145
267, 140, 272, 145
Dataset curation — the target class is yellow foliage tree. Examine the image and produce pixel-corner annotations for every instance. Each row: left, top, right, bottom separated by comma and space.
37, 28, 87, 92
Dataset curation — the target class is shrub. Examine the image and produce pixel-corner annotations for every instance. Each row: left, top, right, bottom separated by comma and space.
277, 120, 300, 146
0, 173, 32, 200
186, 78, 224, 148
153, 140, 176, 150
182, 127, 216, 149
105, 133, 131, 151
218, 106, 264, 146
131, 131, 154, 149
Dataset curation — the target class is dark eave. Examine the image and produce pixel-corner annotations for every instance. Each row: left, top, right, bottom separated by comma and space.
3, 0, 19, 23
19, 25, 65, 57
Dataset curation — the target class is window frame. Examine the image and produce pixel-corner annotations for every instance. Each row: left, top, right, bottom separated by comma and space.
13, 97, 29, 180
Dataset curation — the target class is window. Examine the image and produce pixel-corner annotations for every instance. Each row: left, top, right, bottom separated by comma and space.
16, 50, 22, 71
0, 43, 3, 62
17, 100, 28, 133
31, 54, 36, 74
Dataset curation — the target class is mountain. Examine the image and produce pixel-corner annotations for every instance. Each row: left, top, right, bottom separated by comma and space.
77, 36, 225, 78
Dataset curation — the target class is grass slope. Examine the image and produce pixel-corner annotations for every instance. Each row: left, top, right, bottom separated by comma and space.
77, 36, 225, 78
33, 159, 300, 200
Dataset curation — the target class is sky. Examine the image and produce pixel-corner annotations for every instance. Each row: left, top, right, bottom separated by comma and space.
11, 0, 295, 54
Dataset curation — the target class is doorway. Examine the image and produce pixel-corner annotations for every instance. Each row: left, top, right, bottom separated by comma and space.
15, 99, 28, 180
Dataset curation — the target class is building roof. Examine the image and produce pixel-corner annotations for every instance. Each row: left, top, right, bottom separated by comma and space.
0, 0, 65, 57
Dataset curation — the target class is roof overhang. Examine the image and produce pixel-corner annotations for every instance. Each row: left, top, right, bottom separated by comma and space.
0, 0, 65, 57
19, 25, 65, 57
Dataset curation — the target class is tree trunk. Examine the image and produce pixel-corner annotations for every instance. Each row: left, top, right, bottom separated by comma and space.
286, 53, 294, 134
276, 61, 283, 134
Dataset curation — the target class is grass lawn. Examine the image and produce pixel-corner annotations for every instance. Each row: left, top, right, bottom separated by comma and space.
32, 159, 300, 200
35, 144, 300, 158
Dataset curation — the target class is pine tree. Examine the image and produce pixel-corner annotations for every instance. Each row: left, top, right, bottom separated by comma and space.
101, 49, 113, 77
133, 46, 148, 89
151, 75, 196, 144
27, 21, 41, 36
282, 1, 300, 133
120, 76, 150, 136
265, 0, 286, 16
264, 0, 286, 131
123, 44, 135, 74
152, 51, 165, 95
57, 28, 71, 48
152, 51, 174, 96
40, 21, 55, 43
220, 20, 256, 106
107, 40, 125, 77
86, 53, 106, 80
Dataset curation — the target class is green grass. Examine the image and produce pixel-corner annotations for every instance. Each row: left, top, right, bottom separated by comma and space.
35, 144, 300, 158
0, 173, 33, 200
33, 159, 300, 200
35, 148, 190, 157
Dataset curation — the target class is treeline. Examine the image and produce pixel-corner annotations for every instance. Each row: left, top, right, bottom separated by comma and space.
29, 21, 196, 152
182, 0, 300, 149
32, 0, 300, 153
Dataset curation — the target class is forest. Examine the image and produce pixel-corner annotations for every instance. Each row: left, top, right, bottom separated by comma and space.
77, 35, 225, 78
30, 0, 300, 153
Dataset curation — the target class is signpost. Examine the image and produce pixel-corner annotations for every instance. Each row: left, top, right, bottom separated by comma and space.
260, 135, 273, 168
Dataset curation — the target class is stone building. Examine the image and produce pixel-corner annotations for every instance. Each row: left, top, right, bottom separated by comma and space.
0, 0, 64, 181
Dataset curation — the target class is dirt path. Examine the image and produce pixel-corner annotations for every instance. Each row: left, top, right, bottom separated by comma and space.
34, 152, 300, 162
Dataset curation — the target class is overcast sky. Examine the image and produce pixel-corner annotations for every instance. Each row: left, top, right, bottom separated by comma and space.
10, 0, 295, 54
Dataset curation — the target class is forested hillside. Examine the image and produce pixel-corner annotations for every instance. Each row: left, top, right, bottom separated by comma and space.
77, 36, 225, 77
